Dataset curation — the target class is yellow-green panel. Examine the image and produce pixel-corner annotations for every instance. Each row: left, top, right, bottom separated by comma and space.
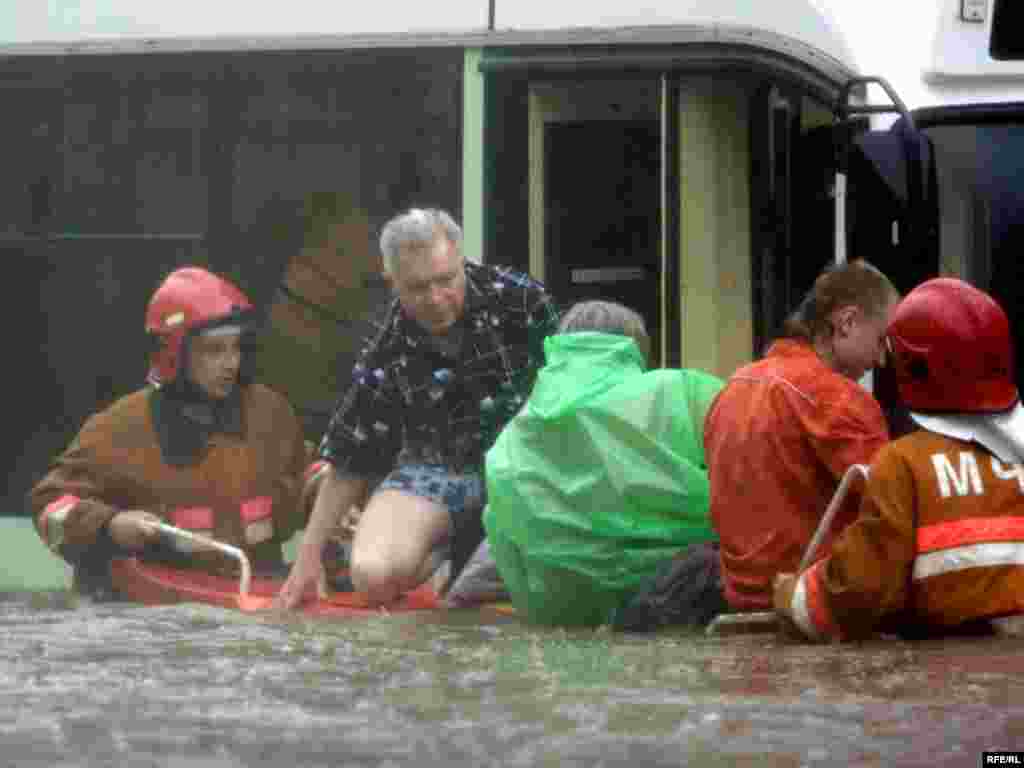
462, 48, 485, 264
678, 78, 753, 380
0, 515, 301, 593
0, 518, 71, 591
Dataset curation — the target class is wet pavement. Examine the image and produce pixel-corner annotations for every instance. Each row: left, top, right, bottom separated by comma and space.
2, 591, 1022, 767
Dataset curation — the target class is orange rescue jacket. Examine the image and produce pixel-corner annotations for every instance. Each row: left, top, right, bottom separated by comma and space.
786, 430, 1024, 641
30, 384, 325, 583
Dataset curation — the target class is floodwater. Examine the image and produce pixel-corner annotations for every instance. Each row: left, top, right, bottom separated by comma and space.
3, 592, 1023, 768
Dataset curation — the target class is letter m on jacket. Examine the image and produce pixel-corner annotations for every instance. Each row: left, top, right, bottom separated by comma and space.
931, 452, 984, 498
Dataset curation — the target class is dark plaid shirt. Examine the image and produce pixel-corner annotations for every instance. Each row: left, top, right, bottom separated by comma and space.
321, 262, 560, 476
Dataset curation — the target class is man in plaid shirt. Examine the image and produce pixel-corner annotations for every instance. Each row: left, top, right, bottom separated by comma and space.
277, 208, 559, 607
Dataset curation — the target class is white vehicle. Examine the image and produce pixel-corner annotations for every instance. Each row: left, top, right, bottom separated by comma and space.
2, 0, 1021, 587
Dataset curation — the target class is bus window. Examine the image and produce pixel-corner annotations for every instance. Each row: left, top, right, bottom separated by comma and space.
922, 115, 1024, 390
847, 121, 939, 298
991, 0, 1024, 61
847, 106, 1024, 406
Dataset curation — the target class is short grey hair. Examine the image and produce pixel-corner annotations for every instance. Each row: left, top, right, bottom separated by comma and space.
379, 208, 463, 275
558, 300, 651, 366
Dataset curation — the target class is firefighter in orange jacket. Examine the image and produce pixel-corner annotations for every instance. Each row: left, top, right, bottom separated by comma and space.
774, 278, 1024, 641
30, 267, 329, 597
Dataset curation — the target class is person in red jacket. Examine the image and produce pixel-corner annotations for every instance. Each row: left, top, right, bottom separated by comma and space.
774, 278, 1024, 641
704, 259, 899, 613
30, 267, 328, 598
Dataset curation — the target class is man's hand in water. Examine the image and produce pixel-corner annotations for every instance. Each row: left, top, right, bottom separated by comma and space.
275, 551, 324, 611
277, 469, 369, 610
107, 510, 162, 551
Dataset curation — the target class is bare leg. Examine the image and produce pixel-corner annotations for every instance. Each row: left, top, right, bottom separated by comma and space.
349, 489, 450, 605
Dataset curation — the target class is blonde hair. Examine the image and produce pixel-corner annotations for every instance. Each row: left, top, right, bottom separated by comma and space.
782, 259, 899, 342
558, 300, 651, 365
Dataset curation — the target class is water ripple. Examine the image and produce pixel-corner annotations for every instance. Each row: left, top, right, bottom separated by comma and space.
3, 592, 1023, 767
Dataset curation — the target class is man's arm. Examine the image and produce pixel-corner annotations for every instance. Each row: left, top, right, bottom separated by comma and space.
298, 441, 332, 525
275, 469, 368, 610
275, 334, 396, 609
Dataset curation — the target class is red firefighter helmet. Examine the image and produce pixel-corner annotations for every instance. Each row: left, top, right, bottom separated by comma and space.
886, 277, 1017, 413
145, 267, 254, 386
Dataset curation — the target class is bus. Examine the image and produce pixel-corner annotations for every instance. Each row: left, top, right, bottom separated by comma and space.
3, 0, 1022, 588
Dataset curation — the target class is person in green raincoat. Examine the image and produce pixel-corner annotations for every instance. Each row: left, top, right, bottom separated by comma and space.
482, 300, 724, 627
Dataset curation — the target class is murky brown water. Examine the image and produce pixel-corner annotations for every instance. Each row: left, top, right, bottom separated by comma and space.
3, 591, 1022, 767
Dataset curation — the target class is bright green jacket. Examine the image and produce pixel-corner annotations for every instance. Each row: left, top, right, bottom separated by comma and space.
484, 332, 723, 626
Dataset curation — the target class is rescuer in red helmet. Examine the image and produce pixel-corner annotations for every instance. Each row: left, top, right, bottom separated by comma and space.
774, 278, 1024, 641
30, 267, 329, 598
144, 266, 254, 390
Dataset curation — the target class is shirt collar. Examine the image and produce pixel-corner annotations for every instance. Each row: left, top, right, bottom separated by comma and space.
766, 338, 820, 362
463, 262, 494, 316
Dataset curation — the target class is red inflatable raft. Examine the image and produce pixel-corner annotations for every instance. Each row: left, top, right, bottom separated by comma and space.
107, 522, 441, 617
109, 557, 441, 616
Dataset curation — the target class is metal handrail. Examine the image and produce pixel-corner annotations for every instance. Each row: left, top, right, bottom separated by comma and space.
830, 76, 916, 264
798, 463, 869, 572
834, 75, 914, 130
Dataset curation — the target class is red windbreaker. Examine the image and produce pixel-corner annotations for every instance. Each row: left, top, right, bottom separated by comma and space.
705, 340, 889, 610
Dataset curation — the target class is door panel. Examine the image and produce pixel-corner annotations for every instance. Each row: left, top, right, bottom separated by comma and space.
544, 121, 661, 364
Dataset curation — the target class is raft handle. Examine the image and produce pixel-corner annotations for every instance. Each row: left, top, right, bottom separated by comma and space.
155, 522, 253, 597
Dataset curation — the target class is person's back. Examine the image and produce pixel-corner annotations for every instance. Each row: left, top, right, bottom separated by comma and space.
485, 302, 722, 626
705, 339, 888, 609
705, 260, 898, 611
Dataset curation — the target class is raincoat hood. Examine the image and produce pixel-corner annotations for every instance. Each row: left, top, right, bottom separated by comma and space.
529, 332, 647, 421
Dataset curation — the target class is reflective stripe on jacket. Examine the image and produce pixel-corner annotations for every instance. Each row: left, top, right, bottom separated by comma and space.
792, 430, 1024, 641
